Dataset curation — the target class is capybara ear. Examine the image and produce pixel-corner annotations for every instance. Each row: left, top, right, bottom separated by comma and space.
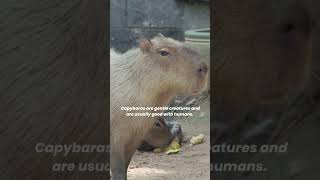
139, 38, 152, 52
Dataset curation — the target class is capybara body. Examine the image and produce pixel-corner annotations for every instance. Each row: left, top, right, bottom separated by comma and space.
110, 34, 208, 179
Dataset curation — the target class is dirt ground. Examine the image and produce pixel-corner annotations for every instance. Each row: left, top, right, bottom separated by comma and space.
127, 99, 210, 180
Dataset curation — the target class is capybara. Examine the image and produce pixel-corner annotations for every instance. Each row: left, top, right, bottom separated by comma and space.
138, 118, 183, 151
110, 34, 208, 179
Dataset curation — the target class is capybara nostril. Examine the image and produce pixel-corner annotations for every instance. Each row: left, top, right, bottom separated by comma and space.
197, 62, 208, 76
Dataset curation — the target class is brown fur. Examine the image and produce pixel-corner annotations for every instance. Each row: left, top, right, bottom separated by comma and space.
110, 35, 208, 179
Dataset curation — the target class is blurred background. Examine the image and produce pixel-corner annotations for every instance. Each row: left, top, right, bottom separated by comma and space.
110, 0, 210, 52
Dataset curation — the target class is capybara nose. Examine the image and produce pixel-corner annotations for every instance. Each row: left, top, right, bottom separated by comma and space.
197, 62, 208, 76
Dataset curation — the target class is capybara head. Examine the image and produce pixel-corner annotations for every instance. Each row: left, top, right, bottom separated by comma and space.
143, 117, 174, 148
135, 34, 208, 100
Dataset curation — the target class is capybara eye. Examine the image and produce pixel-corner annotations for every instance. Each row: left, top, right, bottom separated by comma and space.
155, 122, 161, 127
159, 51, 169, 56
